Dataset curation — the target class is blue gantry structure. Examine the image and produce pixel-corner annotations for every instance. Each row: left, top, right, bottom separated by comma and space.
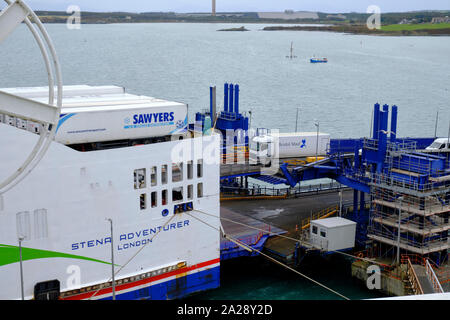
280, 104, 449, 265
194, 83, 249, 157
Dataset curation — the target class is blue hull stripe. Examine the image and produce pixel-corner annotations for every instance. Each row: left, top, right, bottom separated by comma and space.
99, 266, 220, 300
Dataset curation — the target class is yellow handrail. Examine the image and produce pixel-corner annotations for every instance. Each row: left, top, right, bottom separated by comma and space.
301, 205, 339, 230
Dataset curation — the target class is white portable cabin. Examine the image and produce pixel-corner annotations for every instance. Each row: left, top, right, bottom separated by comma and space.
0, 85, 188, 145
309, 217, 356, 252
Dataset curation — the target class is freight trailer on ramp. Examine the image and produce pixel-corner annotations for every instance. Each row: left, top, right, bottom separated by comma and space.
249, 132, 331, 165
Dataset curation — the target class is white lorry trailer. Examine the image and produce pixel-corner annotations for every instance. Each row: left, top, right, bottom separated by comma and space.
249, 132, 331, 165
0, 85, 188, 150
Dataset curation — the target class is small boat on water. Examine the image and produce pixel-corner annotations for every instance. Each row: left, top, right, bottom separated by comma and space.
310, 57, 328, 63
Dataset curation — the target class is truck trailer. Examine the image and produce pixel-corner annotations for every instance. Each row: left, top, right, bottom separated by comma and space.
0, 85, 188, 150
249, 132, 331, 165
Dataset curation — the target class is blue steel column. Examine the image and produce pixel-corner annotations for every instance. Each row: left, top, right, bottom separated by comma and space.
373, 103, 380, 140
390, 105, 398, 142
234, 84, 239, 115
377, 107, 389, 172
354, 144, 360, 168
210, 87, 213, 117
359, 191, 365, 215
224, 83, 229, 112
229, 84, 234, 113
353, 189, 359, 218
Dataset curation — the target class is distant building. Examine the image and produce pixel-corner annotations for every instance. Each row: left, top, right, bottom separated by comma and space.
175, 13, 245, 18
398, 18, 418, 24
431, 16, 449, 23
326, 14, 346, 20
257, 11, 319, 20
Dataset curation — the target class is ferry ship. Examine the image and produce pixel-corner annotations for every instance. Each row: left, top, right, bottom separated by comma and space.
0, 85, 221, 300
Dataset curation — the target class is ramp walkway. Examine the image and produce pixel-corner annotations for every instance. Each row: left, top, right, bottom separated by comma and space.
220, 207, 286, 260
411, 265, 435, 294
402, 255, 446, 295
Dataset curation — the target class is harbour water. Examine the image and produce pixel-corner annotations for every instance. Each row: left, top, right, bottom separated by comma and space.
1, 22, 449, 300
187, 255, 385, 300
1, 23, 449, 138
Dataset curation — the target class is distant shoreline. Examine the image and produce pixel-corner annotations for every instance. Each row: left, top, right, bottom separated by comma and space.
262, 24, 450, 36
37, 10, 450, 26
36, 10, 450, 36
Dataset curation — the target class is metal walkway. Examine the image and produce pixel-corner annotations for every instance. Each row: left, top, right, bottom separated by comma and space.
220, 207, 286, 260
220, 163, 263, 179
411, 264, 435, 294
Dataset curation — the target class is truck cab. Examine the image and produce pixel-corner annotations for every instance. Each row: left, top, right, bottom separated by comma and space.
426, 138, 450, 151
249, 135, 274, 165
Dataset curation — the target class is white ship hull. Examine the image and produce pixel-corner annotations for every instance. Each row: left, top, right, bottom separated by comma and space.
0, 123, 221, 300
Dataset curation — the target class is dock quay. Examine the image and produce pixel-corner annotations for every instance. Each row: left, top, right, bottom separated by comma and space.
220, 189, 355, 264
351, 254, 450, 296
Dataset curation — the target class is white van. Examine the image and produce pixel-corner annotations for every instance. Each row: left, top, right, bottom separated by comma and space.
426, 138, 450, 151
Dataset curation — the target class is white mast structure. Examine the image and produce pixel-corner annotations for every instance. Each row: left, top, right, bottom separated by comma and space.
0, 0, 63, 195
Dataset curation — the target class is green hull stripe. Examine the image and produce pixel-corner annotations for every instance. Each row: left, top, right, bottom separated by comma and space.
0, 244, 114, 267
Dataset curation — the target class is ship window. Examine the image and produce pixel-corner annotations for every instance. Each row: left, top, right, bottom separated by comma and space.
187, 184, 193, 200
172, 162, 183, 183
197, 159, 203, 178
134, 168, 146, 189
33, 209, 48, 239
312, 225, 318, 235
161, 165, 168, 185
187, 161, 193, 180
150, 166, 157, 186
151, 191, 157, 208
16, 211, 31, 240
162, 189, 168, 206
140, 194, 146, 210
172, 187, 183, 202
320, 229, 327, 238
197, 183, 203, 198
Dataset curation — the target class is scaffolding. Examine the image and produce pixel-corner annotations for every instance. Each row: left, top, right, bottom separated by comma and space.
366, 140, 449, 266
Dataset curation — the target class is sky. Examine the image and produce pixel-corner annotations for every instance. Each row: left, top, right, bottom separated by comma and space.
16, 0, 450, 13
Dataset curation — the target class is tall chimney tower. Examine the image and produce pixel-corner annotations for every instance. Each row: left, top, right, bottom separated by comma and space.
212, 0, 216, 16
